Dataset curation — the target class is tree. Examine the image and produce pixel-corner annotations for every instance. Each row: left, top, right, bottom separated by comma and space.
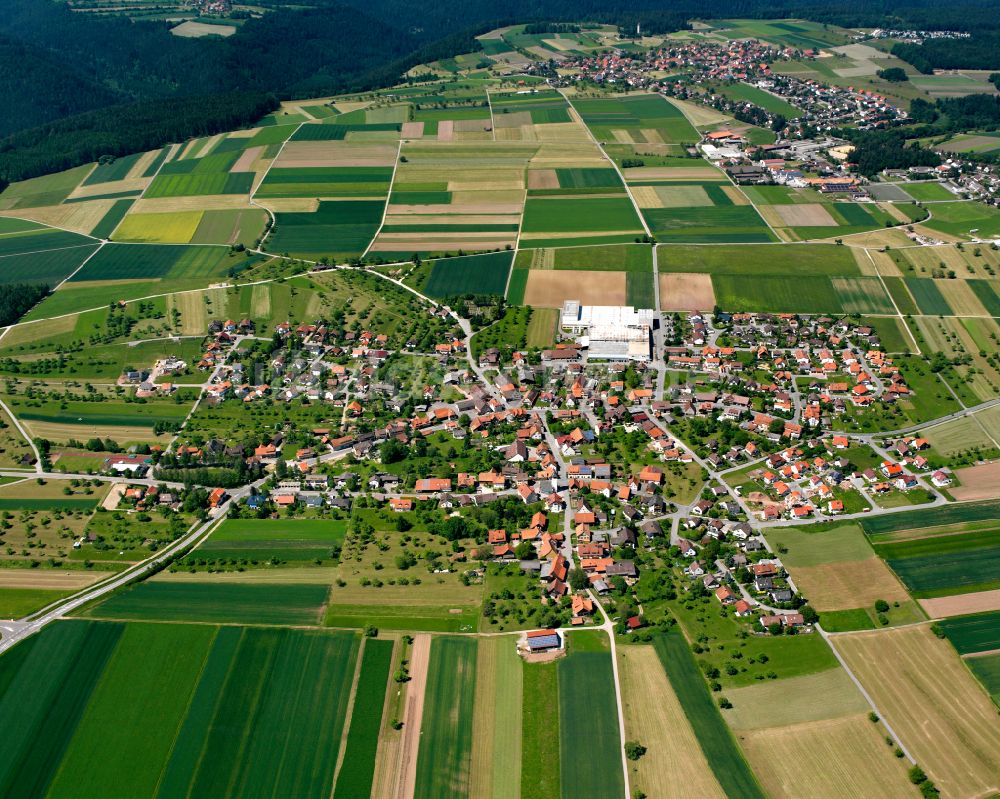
624, 741, 647, 761
874, 599, 889, 613
568, 568, 588, 591
800, 605, 819, 625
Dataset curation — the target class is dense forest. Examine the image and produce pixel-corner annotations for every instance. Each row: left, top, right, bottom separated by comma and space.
892, 34, 1000, 73
839, 129, 941, 176
0, 284, 50, 327
3, 0, 1000, 187
909, 94, 1000, 132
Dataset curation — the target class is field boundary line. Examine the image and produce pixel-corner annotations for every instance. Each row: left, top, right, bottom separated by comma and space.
822, 628, 916, 763
51, 240, 106, 292
361, 138, 404, 261
0, 242, 97, 262
558, 88, 651, 238
249, 120, 307, 250
864, 247, 921, 354
330, 636, 367, 796
105, 140, 178, 241
485, 87, 497, 141
0, 214, 101, 242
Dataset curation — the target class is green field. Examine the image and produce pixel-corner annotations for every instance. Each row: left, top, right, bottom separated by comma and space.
522, 660, 560, 799
658, 242, 859, 276
652, 634, 765, 799
89, 199, 135, 238
709, 81, 801, 116
861, 500, 1000, 536
967, 653, 1000, 705
422, 251, 514, 298
885, 548, 1000, 598
941, 612, 1000, 655
415, 637, 478, 798
0, 243, 99, 287
200, 517, 347, 563
902, 182, 956, 201
68, 243, 247, 282
0, 587, 73, 619
521, 197, 643, 234
904, 278, 952, 315
325, 602, 479, 633
268, 200, 384, 257
922, 201, 1000, 239
83, 581, 330, 625
332, 638, 393, 799
257, 166, 394, 198
515, 243, 652, 272
0, 164, 93, 208
573, 94, 698, 145
558, 646, 624, 799
645, 206, 775, 243
82, 153, 144, 186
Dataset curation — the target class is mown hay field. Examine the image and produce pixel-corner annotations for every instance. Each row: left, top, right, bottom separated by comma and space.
832, 625, 1000, 798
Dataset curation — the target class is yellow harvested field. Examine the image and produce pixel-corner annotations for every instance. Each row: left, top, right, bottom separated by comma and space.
659, 273, 715, 311
131, 195, 252, 213
755, 206, 786, 229
0, 570, 105, 590
629, 186, 662, 208
721, 185, 751, 205
670, 98, 730, 126
655, 185, 713, 207
276, 141, 398, 167
0, 200, 113, 235
113, 211, 203, 243
167, 287, 221, 335
623, 166, 723, 180
937, 279, 991, 316
451, 191, 524, 206
618, 646, 725, 799
400, 121, 424, 138
195, 134, 224, 159
832, 625, 1000, 798
493, 111, 532, 128
724, 667, 868, 730
370, 239, 512, 252
1, 314, 78, 347
739, 715, 913, 799
226, 127, 259, 139
775, 203, 837, 226
256, 197, 319, 213
841, 228, 919, 249
64, 178, 148, 202
383, 214, 521, 227
125, 149, 162, 180
447, 179, 524, 191
437, 120, 454, 141
231, 145, 264, 173
527, 169, 559, 190
387, 202, 522, 215
949, 460, 1000, 500
21, 420, 168, 445
789, 557, 910, 611
523, 269, 626, 307
532, 123, 591, 142
920, 587, 1000, 618
611, 129, 635, 144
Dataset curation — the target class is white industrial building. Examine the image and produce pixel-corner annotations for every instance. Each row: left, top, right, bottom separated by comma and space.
560, 301, 654, 363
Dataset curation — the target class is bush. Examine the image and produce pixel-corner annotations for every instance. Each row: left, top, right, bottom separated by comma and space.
624, 741, 647, 761
874, 599, 890, 613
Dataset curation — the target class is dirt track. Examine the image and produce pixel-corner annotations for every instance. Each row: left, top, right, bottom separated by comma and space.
396, 633, 430, 799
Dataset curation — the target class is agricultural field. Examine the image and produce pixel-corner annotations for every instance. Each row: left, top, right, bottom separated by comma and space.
722, 668, 913, 799
81, 581, 331, 625
0, 620, 361, 799
414, 637, 478, 798
764, 524, 920, 630
618, 644, 726, 799
832, 625, 1000, 798
194, 518, 347, 566
651, 633, 765, 799
558, 634, 624, 799
658, 243, 893, 313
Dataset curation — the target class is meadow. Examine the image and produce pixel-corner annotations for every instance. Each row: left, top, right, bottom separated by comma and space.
82, 580, 330, 625
521, 660, 560, 799
332, 638, 393, 799
198, 517, 347, 564
558, 643, 624, 799
414, 637, 477, 798
268, 200, 384, 258
421, 252, 514, 298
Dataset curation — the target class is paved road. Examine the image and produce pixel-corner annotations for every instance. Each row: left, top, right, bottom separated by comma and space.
0, 483, 258, 654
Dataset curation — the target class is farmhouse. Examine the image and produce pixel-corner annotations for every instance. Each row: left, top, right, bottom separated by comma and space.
524, 629, 563, 653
